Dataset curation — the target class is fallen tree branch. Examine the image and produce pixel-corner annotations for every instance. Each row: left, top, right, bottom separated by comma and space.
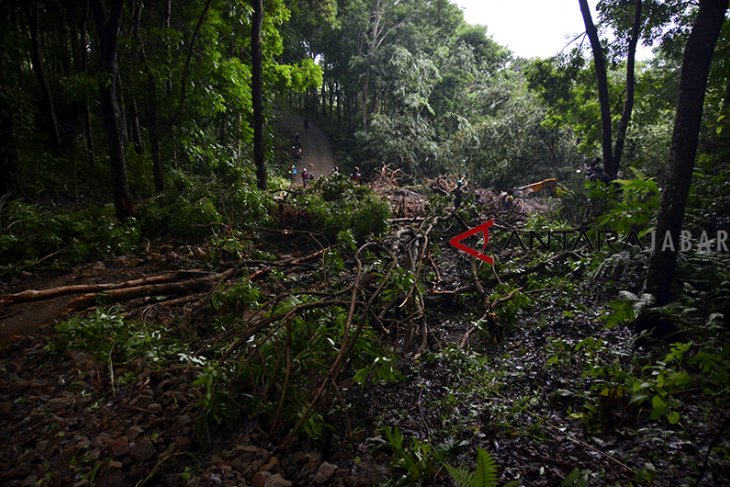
1, 271, 212, 306
65, 272, 235, 312
500, 251, 578, 281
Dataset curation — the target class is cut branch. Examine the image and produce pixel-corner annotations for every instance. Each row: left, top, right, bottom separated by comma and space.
1, 271, 213, 306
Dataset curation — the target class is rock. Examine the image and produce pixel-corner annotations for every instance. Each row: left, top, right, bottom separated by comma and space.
264, 473, 292, 487
76, 437, 91, 450
358, 463, 389, 484
130, 437, 157, 462
252, 470, 271, 487
0, 401, 13, 416
174, 436, 191, 451
147, 403, 162, 413
293, 451, 309, 464
129, 395, 154, 409
238, 445, 265, 454
110, 437, 129, 458
94, 432, 112, 448
261, 456, 279, 472
177, 415, 192, 426
46, 396, 74, 412
125, 426, 144, 441
313, 462, 337, 484
10, 462, 32, 478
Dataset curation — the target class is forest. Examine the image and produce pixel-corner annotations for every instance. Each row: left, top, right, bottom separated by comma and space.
1, 0, 729, 485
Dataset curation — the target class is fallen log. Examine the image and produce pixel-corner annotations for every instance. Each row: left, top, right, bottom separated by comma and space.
1, 271, 212, 306
65, 272, 234, 312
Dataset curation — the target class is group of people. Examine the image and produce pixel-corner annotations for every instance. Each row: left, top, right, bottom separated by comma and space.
287, 128, 362, 188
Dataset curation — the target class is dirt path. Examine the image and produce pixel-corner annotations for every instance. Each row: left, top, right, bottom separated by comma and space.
278, 111, 335, 180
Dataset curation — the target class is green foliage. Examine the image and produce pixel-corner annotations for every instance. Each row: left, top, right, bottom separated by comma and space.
561, 468, 592, 487
488, 284, 532, 332
353, 355, 404, 387
628, 342, 693, 425
220, 297, 393, 443
138, 195, 221, 240
220, 185, 275, 228
383, 426, 440, 484
0, 200, 140, 272
53, 307, 183, 365
283, 178, 390, 244
594, 171, 660, 236
193, 363, 234, 439
443, 448, 500, 487
212, 278, 262, 312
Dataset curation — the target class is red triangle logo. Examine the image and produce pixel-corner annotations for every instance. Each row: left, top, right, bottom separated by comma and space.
449, 219, 494, 264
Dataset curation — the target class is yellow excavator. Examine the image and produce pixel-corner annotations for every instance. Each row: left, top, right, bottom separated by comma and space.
514, 177, 559, 198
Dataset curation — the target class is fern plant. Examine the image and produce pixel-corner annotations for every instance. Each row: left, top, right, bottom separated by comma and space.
443, 448, 499, 487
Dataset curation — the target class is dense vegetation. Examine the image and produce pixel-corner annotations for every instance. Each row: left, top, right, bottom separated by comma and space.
1, 0, 729, 485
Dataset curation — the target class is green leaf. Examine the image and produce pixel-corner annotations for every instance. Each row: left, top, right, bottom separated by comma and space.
666, 411, 681, 425
474, 448, 499, 487
650, 395, 667, 420
629, 393, 649, 405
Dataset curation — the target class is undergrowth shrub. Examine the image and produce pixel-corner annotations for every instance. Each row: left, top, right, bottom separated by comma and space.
281, 177, 391, 244
219, 186, 274, 227
52, 307, 185, 366
0, 200, 140, 272
137, 195, 222, 239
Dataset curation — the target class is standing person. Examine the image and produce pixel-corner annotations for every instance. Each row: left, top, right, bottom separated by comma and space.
302, 168, 314, 188
453, 178, 465, 209
303, 118, 309, 131
351, 166, 362, 183
289, 162, 298, 182
500, 189, 515, 211
294, 133, 301, 149
292, 144, 303, 162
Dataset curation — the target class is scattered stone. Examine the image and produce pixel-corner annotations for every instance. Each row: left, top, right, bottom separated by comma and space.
46, 396, 74, 412
75, 436, 91, 449
177, 415, 192, 426
125, 425, 144, 441
358, 462, 389, 484
110, 436, 130, 458
262, 455, 279, 471
94, 432, 112, 448
252, 470, 271, 487
174, 436, 191, 451
86, 448, 101, 461
147, 402, 162, 413
130, 437, 157, 462
0, 401, 13, 416
293, 451, 309, 464
313, 462, 337, 484
264, 473, 292, 487
129, 395, 154, 409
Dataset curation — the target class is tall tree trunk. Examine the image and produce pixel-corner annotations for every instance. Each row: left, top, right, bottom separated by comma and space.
25, 1, 63, 155
322, 81, 327, 117
129, 99, 144, 154
131, 0, 164, 192
80, 0, 96, 168
578, 0, 615, 178
336, 86, 342, 128
613, 0, 642, 170
91, 0, 133, 221
148, 74, 164, 192
252, 0, 266, 190
643, 0, 729, 306
178, 0, 213, 120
